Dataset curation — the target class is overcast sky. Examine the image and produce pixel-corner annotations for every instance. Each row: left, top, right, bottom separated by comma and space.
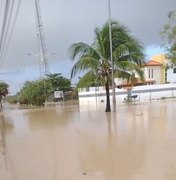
0, 0, 175, 94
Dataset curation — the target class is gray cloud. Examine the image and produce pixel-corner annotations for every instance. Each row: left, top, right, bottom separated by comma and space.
1, 0, 176, 71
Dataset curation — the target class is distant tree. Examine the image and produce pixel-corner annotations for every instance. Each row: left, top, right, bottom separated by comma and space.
0, 82, 9, 109
18, 80, 51, 106
6, 95, 18, 104
160, 10, 176, 65
46, 73, 72, 92
18, 74, 72, 106
69, 20, 144, 112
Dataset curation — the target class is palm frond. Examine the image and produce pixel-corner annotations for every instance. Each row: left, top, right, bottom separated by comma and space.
115, 70, 131, 80
115, 53, 144, 65
116, 61, 145, 81
77, 71, 96, 88
69, 42, 100, 60
71, 56, 99, 78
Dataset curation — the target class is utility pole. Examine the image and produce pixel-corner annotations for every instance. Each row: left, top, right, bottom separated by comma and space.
108, 0, 116, 112
35, 0, 49, 77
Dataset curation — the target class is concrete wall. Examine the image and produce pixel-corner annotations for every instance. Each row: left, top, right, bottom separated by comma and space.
78, 84, 176, 106
167, 68, 176, 83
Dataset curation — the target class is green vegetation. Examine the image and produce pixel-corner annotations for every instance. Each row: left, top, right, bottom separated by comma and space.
6, 95, 18, 104
69, 20, 145, 112
18, 74, 72, 106
0, 81, 9, 109
18, 80, 50, 106
46, 73, 71, 92
160, 10, 176, 65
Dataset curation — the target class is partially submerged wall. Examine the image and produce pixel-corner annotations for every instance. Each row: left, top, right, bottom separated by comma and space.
78, 84, 176, 106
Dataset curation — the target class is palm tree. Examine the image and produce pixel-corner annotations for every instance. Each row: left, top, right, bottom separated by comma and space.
69, 20, 145, 112
46, 73, 72, 92
46, 73, 62, 91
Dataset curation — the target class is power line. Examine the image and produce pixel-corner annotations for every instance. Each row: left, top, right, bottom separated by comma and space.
0, 0, 15, 60
0, 0, 10, 54
0, 0, 21, 63
0, 0, 22, 68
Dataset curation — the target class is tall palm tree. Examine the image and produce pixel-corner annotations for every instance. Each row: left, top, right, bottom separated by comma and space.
69, 21, 145, 112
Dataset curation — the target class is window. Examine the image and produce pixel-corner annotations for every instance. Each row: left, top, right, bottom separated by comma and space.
165, 69, 167, 83
151, 69, 153, 78
148, 69, 150, 78
173, 68, 176, 73
148, 68, 153, 78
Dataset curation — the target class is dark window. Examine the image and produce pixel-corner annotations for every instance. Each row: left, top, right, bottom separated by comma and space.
148, 69, 150, 78
165, 69, 167, 83
151, 69, 153, 78
173, 68, 176, 73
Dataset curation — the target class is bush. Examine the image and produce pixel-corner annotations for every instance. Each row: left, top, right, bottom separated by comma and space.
6, 95, 18, 104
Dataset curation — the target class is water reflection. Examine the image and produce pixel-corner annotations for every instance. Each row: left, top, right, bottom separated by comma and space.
0, 113, 16, 180
25, 105, 79, 131
0, 114, 8, 167
0, 114, 14, 164
0, 100, 176, 180
74, 109, 147, 180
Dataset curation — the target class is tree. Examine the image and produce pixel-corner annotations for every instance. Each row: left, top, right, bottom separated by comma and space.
69, 20, 144, 112
0, 82, 9, 109
160, 10, 176, 65
18, 74, 72, 106
46, 73, 71, 92
18, 79, 51, 106
6, 95, 18, 104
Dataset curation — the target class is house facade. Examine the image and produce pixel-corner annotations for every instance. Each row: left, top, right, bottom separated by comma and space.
143, 60, 165, 84
150, 54, 176, 84
115, 54, 167, 86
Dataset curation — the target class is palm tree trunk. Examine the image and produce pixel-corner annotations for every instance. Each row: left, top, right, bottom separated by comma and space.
105, 80, 111, 112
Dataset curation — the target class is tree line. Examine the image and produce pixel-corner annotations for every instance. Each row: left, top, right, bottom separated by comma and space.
5, 73, 73, 107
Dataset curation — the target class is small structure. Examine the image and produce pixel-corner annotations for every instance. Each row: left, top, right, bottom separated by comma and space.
143, 60, 165, 84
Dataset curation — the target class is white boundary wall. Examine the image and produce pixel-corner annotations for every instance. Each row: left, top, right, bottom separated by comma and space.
78, 84, 176, 106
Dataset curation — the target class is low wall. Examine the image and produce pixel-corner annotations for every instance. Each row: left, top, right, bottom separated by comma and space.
78, 84, 176, 105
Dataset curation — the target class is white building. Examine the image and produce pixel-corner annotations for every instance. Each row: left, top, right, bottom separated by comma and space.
167, 67, 176, 83
78, 84, 176, 106
78, 53, 176, 106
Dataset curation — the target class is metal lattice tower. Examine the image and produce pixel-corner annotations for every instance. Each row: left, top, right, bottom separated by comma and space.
35, 0, 49, 77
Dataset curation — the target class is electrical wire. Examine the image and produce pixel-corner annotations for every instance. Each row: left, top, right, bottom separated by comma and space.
0, 0, 22, 68
0, 0, 5, 21
0, 0, 15, 60
0, 0, 22, 63
0, 0, 10, 54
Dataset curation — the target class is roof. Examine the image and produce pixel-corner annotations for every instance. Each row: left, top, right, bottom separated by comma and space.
144, 60, 163, 67
116, 79, 156, 89
151, 54, 167, 65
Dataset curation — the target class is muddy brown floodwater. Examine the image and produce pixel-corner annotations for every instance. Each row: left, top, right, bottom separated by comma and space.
1, 100, 176, 180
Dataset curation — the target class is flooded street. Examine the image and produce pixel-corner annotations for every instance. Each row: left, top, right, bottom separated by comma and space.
1, 100, 176, 180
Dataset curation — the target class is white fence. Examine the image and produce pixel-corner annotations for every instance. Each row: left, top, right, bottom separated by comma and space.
78, 84, 176, 106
